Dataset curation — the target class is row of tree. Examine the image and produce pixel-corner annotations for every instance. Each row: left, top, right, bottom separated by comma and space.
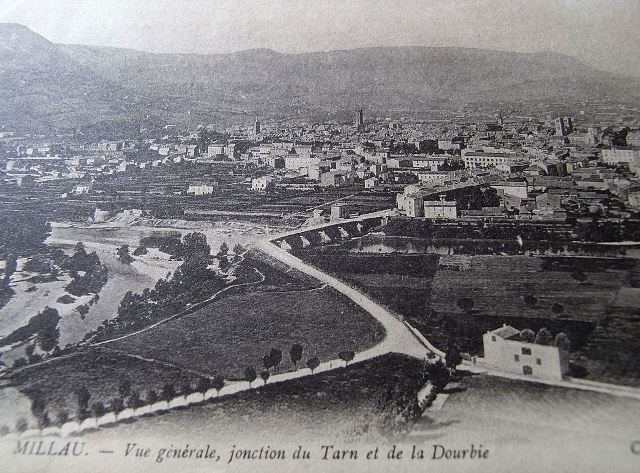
242, 344, 356, 387
519, 327, 571, 350
26, 374, 229, 430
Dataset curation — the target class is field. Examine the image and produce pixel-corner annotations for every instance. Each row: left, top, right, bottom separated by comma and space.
416, 373, 640, 472
111, 284, 385, 379
7, 347, 195, 422
1, 253, 386, 420
296, 242, 639, 385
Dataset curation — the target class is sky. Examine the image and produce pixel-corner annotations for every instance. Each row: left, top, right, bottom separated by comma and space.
1, 0, 639, 77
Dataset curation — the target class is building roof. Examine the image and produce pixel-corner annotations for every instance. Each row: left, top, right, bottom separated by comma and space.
424, 200, 457, 206
488, 324, 521, 340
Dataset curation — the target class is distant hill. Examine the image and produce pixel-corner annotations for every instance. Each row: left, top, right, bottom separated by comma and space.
1, 23, 639, 131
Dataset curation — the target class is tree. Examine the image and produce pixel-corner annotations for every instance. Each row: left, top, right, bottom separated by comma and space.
269, 348, 283, 372
74, 242, 87, 257
555, 332, 571, 352
520, 328, 535, 343
263, 353, 274, 372
77, 303, 90, 319
306, 356, 320, 373
118, 378, 132, 398
56, 410, 69, 426
181, 233, 211, 259
290, 343, 303, 369
117, 245, 134, 264
91, 402, 106, 417
146, 390, 158, 404
0, 212, 51, 260
338, 350, 355, 366
34, 307, 60, 352
218, 255, 230, 271
233, 244, 244, 256
181, 381, 193, 397
76, 386, 91, 411
196, 377, 211, 398
31, 396, 49, 429
127, 390, 143, 409
244, 367, 257, 387
218, 242, 229, 256
534, 327, 553, 345
445, 343, 462, 371
161, 383, 176, 401
571, 270, 587, 283
211, 375, 225, 396
132, 245, 148, 256
260, 370, 270, 385
456, 297, 474, 313
551, 303, 565, 315
111, 397, 124, 418
76, 405, 89, 422
28, 353, 43, 364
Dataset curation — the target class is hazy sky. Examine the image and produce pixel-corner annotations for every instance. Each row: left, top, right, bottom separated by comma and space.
1, 0, 639, 77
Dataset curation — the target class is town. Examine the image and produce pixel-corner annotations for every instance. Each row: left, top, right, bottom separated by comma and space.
1, 6, 640, 471
1, 104, 639, 236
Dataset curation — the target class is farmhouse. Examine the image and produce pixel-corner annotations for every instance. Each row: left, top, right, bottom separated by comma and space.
482, 325, 569, 380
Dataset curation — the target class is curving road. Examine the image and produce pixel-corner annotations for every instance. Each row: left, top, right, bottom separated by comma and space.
255, 239, 431, 362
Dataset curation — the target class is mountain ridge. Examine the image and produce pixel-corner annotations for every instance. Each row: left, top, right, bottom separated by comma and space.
1, 23, 638, 131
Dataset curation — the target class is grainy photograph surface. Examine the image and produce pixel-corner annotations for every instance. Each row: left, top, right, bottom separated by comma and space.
0, 1, 639, 472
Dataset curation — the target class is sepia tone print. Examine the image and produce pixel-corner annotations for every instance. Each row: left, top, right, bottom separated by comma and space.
0, 1, 639, 472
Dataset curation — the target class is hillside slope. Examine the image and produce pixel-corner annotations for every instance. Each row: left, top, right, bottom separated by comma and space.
1, 23, 638, 130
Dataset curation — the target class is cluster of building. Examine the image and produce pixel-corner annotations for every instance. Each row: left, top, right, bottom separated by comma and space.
1, 109, 639, 218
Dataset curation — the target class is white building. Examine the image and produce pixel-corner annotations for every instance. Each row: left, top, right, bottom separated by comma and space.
462, 151, 513, 169
626, 131, 640, 147
72, 182, 93, 195
601, 148, 640, 165
251, 176, 274, 191
411, 155, 449, 170
424, 197, 458, 219
490, 181, 528, 199
482, 325, 569, 380
330, 203, 349, 220
284, 155, 321, 171
396, 185, 425, 217
187, 184, 214, 195
364, 177, 380, 189
208, 144, 226, 157
417, 170, 453, 187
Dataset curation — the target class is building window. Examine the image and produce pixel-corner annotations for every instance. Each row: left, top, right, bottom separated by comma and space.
536, 358, 541, 365
514, 354, 520, 362
491, 336, 496, 342
523, 365, 533, 375
521, 347, 532, 355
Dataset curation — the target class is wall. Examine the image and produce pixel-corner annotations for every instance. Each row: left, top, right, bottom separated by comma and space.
482, 333, 568, 380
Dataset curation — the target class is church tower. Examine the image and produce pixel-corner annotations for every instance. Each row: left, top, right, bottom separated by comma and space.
355, 109, 365, 132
